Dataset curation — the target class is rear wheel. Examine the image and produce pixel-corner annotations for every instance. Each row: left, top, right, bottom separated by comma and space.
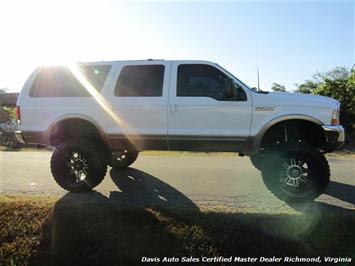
261, 143, 330, 203
50, 139, 107, 192
109, 150, 139, 169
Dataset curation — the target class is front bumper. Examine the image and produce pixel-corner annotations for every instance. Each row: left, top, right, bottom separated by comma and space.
322, 125, 345, 150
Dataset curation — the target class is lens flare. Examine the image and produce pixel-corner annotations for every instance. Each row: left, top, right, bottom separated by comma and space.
67, 63, 141, 149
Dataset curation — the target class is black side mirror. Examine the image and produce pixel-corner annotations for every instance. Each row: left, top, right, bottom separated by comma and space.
223, 78, 237, 99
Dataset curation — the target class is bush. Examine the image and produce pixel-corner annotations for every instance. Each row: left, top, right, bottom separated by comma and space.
296, 67, 355, 127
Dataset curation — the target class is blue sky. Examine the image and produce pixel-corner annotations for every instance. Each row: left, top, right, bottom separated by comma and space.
0, 0, 353, 92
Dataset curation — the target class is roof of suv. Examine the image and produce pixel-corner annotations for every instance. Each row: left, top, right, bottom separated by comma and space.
77, 59, 216, 65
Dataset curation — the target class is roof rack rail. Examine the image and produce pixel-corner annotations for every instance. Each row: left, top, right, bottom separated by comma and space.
147, 58, 165, 61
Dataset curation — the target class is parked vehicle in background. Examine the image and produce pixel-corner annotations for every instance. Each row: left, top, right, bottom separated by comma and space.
15, 60, 345, 203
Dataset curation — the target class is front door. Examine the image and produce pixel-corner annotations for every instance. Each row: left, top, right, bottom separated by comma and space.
167, 62, 252, 151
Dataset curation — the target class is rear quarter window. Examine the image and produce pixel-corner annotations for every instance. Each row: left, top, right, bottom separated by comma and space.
115, 65, 165, 97
29, 65, 111, 97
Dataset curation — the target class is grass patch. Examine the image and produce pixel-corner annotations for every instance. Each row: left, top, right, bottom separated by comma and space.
0, 194, 354, 265
0, 196, 53, 266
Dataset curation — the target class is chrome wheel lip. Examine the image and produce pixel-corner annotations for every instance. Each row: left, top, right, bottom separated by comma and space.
66, 152, 89, 182
279, 156, 310, 189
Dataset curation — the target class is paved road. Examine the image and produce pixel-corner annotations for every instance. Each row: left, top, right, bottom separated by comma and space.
1, 151, 354, 213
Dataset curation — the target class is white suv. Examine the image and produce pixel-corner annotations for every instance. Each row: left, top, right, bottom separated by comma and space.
15, 60, 345, 203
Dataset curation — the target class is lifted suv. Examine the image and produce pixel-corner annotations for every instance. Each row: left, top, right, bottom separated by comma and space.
15, 60, 345, 203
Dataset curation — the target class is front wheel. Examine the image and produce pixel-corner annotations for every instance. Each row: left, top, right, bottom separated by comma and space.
261, 144, 330, 203
50, 139, 107, 192
250, 152, 266, 171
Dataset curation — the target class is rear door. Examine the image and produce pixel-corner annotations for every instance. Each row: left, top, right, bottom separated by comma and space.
107, 61, 171, 150
167, 61, 252, 151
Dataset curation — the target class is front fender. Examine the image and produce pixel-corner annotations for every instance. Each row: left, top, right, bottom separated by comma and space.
245, 114, 324, 155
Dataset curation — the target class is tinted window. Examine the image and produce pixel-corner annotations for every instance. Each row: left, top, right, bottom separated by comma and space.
30, 65, 111, 97
79, 65, 112, 92
115, 65, 164, 97
177, 64, 246, 101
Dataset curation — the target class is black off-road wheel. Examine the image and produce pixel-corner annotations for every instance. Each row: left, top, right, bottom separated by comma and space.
109, 150, 139, 169
50, 139, 107, 192
261, 143, 330, 203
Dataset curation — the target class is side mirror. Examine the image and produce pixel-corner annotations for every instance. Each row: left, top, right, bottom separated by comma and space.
223, 78, 237, 99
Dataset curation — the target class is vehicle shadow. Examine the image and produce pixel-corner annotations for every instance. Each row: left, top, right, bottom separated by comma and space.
109, 167, 199, 210
29, 169, 355, 266
283, 181, 355, 215
30, 168, 199, 266
324, 181, 355, 205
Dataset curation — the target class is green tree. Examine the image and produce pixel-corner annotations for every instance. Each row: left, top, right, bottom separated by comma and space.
295, 80, 318, 94
0, 87, 17, 121
3, 106, 16, 121
271, 83, 286, 92
296, 67, 355, 125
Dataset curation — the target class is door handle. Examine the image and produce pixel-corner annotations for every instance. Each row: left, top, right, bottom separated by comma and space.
170, 104, 177, 113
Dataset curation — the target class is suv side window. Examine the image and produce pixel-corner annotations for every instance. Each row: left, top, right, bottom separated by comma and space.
79, 65, 112, 93
115, 65, 165, 97
29, 65, 111, 97
177, 64, 247, 101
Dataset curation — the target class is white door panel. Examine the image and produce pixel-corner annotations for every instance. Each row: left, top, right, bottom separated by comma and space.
108, 62, 171, 136
106, 102, 168, 135
169, 101, 252, 137
168, 62, 252, 138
